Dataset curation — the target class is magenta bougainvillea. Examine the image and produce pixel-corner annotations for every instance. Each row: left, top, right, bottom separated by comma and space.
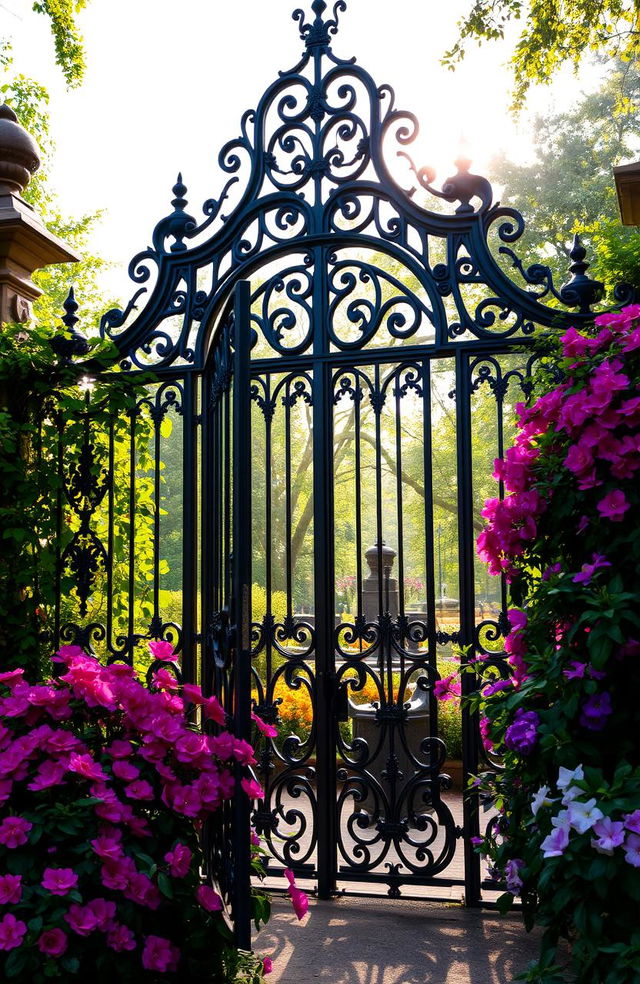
0, 643, 306, 982
460, 305, 640, 983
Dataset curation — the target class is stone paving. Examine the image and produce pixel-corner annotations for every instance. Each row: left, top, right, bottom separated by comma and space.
255, 896, 542, 984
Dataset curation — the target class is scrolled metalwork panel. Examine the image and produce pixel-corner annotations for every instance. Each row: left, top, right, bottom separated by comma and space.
332, 359, 460, 894
249, 368, 318, 875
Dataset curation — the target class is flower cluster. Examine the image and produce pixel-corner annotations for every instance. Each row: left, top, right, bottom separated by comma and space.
536, 766, 640, 866
468, 305, 640, 984
0, 643, 274, 983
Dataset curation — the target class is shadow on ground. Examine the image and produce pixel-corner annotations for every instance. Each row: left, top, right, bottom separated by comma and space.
255, 897, 542, 984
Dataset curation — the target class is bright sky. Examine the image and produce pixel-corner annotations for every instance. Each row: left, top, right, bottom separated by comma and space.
2, 0, 591, 306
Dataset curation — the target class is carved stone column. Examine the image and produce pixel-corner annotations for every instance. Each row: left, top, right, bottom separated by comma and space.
0, 102, 78, 325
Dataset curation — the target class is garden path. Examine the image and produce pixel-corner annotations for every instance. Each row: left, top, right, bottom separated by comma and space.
255, 896, 542, 983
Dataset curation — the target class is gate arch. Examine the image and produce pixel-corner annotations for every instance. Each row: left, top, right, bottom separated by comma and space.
52, 0, 631, 927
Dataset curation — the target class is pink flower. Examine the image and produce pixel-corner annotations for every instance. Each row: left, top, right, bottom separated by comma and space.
202, 695, 226, 725
165, 842, 192, 878
596, 489, 630, 521
0, 874, 21, 905
284, 868, 309, 920
86, 898, 117, 929
91, 834, 123, 861
111, 760, 139, 782
479, 716, 494, 753
142, 935, 180, 972
196, 884, 223, 912
0, 816, 31, 848
251, 710, 278, 738
182, 683, 207, 705
107, 739, 134, 759
28, 759, 66, 791
68, 752, 107, 782
263, 957, 273, 974
65, 904, 100, 936
124, 872, 161, 909
241, 777, 264, 801
623, 833, 640, 867
233, 738, 256, 766
148, 640, 179, 663
37, 928, 68, 956
0, 913, 26, 951
124, 779, 154, 800
0, 669, 25, 689
434, 674, 461, 702
107, 923, 137, 951
42, 867, 78, 896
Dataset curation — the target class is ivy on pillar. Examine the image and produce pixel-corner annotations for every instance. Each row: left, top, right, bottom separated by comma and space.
0, 102, 78, 325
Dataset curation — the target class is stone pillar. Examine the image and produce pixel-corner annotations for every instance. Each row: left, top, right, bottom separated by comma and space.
362, 541, 398, 620
0, 102, 78, 325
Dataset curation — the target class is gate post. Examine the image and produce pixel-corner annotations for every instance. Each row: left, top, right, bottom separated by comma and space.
0, 103, 77, 327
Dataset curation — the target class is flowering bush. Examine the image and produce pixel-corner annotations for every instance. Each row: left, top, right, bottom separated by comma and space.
0, 642, 284, 983
469, 304, 640, 983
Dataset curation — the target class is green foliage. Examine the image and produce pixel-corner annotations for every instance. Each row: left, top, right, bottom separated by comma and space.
472, 306, 640, 982
31, 0, 88, 87
444, 0, 640, 111
489, 63, 640, 294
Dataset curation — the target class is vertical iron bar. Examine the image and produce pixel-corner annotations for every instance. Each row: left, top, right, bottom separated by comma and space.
285, 378, 293, 616
455, 349, 481, 907
312, 246, 336, 899
182, 374, 197, 685
127, 405, 137, 664
394, 371, 405, 620
232, 280, 252, 949
106, 416, 115, 656
152, 399, 162, 632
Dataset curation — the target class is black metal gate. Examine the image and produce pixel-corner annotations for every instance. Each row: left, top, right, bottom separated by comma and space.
48, 0, 628, 940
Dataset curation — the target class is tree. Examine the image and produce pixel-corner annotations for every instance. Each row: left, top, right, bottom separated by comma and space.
444, 0, 640, 111
31, 0, 88, 87
489, 62, 640, 294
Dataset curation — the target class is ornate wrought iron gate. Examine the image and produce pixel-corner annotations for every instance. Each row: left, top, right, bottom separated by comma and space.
49, 0, 629, 939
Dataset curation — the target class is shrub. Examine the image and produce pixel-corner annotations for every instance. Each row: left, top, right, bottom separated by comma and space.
469, 304, 640, 983
0, 642, 276, 983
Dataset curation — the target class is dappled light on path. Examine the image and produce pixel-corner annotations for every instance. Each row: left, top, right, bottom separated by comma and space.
256, 897, 541, 983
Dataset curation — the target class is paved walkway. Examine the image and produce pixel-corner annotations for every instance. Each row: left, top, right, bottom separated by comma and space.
255, 896, 543, 984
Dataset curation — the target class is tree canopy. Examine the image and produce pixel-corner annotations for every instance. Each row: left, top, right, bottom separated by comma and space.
445, 0, 640, 111
490, 62, 640, 293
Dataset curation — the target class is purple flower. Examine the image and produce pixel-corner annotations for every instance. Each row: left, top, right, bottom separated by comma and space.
623, 833, 640, 867
572, 554, 611, 584
504, 708, 540, 755
591, 817, 625, 855
504, 858, 524, 895
540, 824, 569, 858
564, 661, 587, 680
580, 692, 613, 731
623, 810, 640, 834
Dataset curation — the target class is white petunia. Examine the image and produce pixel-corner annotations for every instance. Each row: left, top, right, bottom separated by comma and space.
566, 798, 603, 835
531, 785, 558, 816
557, 764, 585, 791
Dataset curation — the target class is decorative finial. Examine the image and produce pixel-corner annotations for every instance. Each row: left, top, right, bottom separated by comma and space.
559, 234, 604, 313
293, 0, 346, 49
0, 101, 40, 196
50, 287, 90, 363
442, 156, 493, 214
153, 172, 196, 253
